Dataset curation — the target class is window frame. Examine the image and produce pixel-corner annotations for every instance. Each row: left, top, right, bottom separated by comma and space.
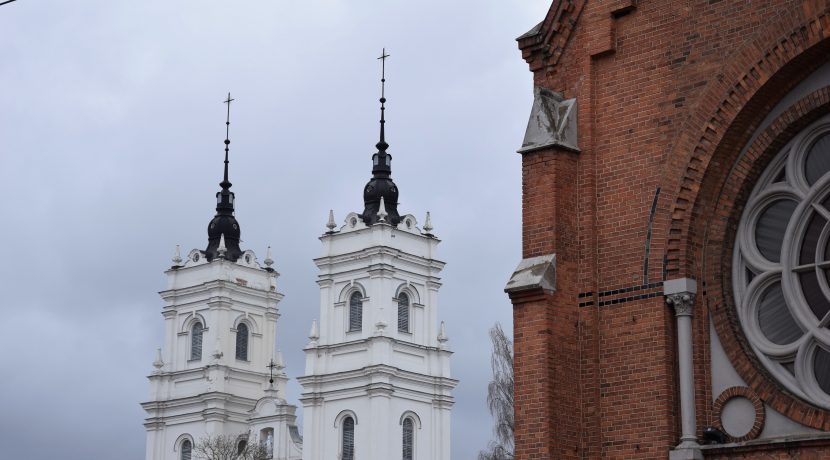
733, 115, 830, 409
397, 292, 411, 334
341, 416, 356, 460
190, 322, 204, 361
348, 292, 363, 333
235, 322, 249, 361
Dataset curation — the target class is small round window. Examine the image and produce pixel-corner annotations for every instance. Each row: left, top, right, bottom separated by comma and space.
734, 117, 830, 408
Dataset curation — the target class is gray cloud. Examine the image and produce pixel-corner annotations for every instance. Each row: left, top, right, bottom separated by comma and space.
0, 1, 548, 458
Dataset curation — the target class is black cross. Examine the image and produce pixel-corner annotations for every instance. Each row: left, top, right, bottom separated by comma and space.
223, 93, 234, 126
267, 358, 277, 384
377, 48, 390, 98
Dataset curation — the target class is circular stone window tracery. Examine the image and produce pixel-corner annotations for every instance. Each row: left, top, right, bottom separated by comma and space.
734, 115, 830, 409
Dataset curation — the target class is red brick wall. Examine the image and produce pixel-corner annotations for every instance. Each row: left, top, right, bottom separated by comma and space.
512, 1, 830, 458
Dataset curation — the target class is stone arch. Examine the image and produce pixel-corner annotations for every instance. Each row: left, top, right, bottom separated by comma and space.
180, 312, 208, 333
231, 313, 259, 335
338, 281, 367, 303
333, 409, 358, 428
174, 433, 194, 452
399, 410, 422, 429
664, 7, 830, 278
394, 282, 420, 305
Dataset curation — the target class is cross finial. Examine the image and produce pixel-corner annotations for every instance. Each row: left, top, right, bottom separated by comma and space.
267, 358, 277, 384
377, 48, 390, 99
221, 93, 234, 187
376, 48, 390, 152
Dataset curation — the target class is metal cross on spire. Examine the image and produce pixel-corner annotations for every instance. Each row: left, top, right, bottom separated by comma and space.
221, 92, 234, 188
378, 48, 390, 99
267, 358, 277, 384
376, 49, 390, 151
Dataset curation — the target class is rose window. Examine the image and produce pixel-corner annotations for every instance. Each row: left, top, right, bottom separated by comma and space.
734, 115, 830, 408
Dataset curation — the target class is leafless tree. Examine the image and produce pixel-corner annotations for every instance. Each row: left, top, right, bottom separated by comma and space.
478, 322, 515, 460
194, 432, 270, 460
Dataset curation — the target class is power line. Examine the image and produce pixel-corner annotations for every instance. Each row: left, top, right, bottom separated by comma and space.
0, 0, 19, 6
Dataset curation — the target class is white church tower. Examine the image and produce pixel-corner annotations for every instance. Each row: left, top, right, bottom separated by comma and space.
142, 96, 302, 460
299, 53, 457, 460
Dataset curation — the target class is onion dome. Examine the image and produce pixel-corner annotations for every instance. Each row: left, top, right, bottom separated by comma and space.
205, 93, 243, 262
360, 49, 402, 226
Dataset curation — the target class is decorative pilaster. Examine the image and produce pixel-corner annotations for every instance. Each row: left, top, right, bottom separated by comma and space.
664, 278, 703, 460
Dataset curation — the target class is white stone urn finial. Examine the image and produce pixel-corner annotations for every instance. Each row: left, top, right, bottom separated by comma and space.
264, 245, 274, 267
326, 209, 337, 232
377, 197, 388, 222
423, 211, 434, 234
217, 233, 227, 258
308, 319, 319, 346
437, 321, 448, 347
172, 245, 182, 266
152, 348, 164, 372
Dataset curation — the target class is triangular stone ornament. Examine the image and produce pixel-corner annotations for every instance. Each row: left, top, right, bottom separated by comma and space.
518, 86, 579, 153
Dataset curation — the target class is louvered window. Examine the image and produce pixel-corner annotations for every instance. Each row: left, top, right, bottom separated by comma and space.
236, 323, 249, 361
342, 416, 355, 460
402, 417, 414, 460
349, 293, 363, 332
398, 293, 410, 333
190, 323, 203, 360
181, 439, 192, 460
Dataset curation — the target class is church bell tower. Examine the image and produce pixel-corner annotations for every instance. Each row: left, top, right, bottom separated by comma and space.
142, 95, 301, 460
298, 51, 457, 460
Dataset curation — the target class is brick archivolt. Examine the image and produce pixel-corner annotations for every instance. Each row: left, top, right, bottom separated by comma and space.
664, 6, 830, 278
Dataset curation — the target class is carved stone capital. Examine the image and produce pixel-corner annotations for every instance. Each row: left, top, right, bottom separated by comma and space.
666, 292, 696, 317
664, 277, 698, 317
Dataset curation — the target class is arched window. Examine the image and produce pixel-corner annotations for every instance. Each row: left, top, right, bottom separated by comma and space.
342, 416, 355, 460
349, 292, 363, 332
235, 323, 249, 361
402, 417, 414, 460
733, 115, 830, 408
398, 293, 410, 333
190, 323, 203, 361
180, 439, 192, 460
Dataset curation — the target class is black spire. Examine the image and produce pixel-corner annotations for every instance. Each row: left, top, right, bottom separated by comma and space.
360, 48, 401, 226
205, 93, 243, 262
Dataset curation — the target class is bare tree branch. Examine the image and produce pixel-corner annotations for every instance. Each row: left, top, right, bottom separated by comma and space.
194, 432, 269, 460
478, 322, 515, 460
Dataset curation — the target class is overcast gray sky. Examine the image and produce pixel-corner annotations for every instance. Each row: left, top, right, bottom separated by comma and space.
0, 1, 548, 458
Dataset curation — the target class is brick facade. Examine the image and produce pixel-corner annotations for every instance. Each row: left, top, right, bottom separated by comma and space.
511, 1, 830, 458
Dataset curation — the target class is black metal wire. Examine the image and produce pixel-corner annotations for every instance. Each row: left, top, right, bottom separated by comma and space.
0, 0, 19, 6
